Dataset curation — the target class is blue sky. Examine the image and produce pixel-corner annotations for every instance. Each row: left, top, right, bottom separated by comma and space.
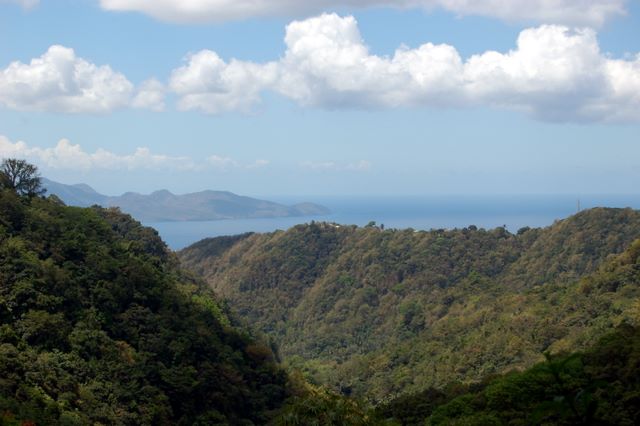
0, 0, 639, 197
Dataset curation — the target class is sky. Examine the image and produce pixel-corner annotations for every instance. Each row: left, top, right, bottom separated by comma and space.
0, 0, 639, 197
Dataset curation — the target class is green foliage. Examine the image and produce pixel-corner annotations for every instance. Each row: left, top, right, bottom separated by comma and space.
179, 208, 640, 401
0, 159, 45, 197
271, 385, 383, 426
421, 324, 640, 425
0, 192, 288, 425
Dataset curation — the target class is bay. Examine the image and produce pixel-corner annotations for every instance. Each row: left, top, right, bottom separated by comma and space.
146, 194, 640, 250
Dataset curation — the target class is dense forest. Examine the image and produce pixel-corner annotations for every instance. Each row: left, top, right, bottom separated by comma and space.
2, 159, 639, 424
179, 208, 640, 401
377, 323, 640, 425
0, 188, 290, 424
377, 240, 640, 424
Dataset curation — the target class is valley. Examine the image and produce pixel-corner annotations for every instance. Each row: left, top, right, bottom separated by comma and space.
1, 166, 639, 424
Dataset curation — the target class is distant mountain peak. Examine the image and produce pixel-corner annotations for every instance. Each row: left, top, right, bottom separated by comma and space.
42, 178, 330, 222
150, 189, 175, 197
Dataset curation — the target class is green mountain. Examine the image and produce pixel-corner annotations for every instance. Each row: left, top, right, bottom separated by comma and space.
378, 240, 640, 424
377, 325, 640, 425
178, 208, 640, 401
0, 189, 289, 425
42, 178, 330, 222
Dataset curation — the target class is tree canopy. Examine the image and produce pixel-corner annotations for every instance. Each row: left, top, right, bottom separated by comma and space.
0, 191, 289, 424
179, 209, 640, 401
0, 158, 45, 197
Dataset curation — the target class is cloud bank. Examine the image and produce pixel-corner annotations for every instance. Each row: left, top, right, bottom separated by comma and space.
169, 51, 278, 114
170, 14, 640, 123
0, 46, 164, 113
0, 136, 197, 171
0, 136, 271, 172
99, 0, 627, 27
2, 15, 638, 122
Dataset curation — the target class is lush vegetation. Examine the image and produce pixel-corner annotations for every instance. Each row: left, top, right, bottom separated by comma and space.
270, 241, 640, 424
179, 209, 640, 401
3, 159, 640, 424
0, 188, 289, 425
377, 240, 640, 424
375, 323, 640, 425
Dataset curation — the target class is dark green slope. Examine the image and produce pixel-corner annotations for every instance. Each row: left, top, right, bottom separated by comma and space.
0, 189, 288, 425
377, 324, 640, 426
179, 208, 640, 401
379, 241, 640, 424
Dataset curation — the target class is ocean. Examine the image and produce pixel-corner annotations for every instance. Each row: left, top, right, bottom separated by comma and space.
146, 194, 640, 250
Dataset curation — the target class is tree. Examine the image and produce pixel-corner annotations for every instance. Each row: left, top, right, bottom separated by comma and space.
0, 158, 46, 197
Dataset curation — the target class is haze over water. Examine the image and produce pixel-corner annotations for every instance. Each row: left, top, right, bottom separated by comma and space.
149, 194, 640, 250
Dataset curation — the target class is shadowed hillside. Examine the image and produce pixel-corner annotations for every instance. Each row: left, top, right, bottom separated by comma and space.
0, 189, 289, 425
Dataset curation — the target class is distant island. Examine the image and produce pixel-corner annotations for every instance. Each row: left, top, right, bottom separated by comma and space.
42, 178, 330, 222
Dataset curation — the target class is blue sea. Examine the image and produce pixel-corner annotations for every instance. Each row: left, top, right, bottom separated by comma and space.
146, 194, 640, 250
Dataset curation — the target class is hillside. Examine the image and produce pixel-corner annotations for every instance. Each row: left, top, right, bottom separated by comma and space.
378, 240, 640, 424
42, 178, 330, 222
0, 189, 289, 425
179, 208, 640, 401
380, 324, 640, 425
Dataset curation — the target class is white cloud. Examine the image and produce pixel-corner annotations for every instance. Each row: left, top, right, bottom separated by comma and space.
462, 26, 611, 121
276, 14, 465, 108
168, 14, 640, 123
433, 0, 626, 27
132, 78, 166, 111
98, 0, 627, 26
0, 136, 275, 173
0, 45, 133, 113
0, 136, 198, 171
0, 46, 165, 114
206, 155, 238, 171
169, 50, 278, 114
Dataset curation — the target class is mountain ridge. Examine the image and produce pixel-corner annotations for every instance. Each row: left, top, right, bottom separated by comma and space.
42, 178, 330, 222
179, 207, 640, 401
0, 188, 291, 424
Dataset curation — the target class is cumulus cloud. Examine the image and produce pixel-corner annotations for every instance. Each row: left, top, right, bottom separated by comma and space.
0, 46, 133, 113
275, 14, 465, 108
169, 51, 278, 114
0, 46, 164, 113
168, 14, 640, 123
0, 136, 198, 171
98, 0, 627, 27
132, 79, 166, 111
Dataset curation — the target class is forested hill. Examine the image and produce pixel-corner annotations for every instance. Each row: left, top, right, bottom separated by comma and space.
378, 240, 640, 424
179, 207, 640, 401
0, 189, 289, 425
